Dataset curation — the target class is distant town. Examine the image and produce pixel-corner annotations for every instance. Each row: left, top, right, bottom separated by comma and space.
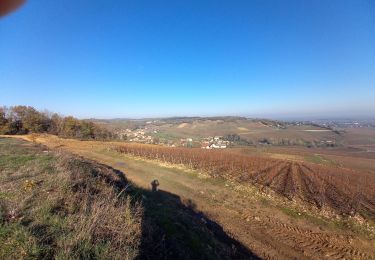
116, 127, 230, 148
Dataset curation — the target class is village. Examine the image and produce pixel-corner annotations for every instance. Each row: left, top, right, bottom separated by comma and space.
115, 128, 230, 148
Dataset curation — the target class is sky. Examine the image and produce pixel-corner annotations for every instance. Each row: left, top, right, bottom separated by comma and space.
1, 0, 374, 119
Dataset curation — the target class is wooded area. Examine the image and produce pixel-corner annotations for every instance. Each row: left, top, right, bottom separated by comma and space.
0, 106, 115, 140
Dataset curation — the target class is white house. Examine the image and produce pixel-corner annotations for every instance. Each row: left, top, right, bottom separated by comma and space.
210, 144, 227, 149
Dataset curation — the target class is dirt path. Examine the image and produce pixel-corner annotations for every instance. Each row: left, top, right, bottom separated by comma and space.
8, 135, 375, 259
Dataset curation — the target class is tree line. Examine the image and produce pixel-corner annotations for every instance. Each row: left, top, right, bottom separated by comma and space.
0, 106, 116, 140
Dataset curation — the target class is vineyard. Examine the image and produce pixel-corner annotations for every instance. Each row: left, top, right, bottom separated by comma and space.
117, 144, 375, 219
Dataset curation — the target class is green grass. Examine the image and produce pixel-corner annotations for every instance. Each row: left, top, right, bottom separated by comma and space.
0, 138, 55, 173
0, 192, 12, 200
0, 223, 40, 259
304, 154, 337, 166
151, 131, 187, 141
278, 206, 327, 226
0, 154, 36, 169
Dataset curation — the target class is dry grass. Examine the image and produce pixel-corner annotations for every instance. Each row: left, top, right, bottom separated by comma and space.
0, 137, 142, 259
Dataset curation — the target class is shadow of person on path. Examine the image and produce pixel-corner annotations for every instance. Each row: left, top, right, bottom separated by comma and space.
79, 159, 259, 259
150, 179, 160, 192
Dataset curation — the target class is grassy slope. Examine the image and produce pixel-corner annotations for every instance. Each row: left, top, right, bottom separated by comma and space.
0, 138, 142, 259
0, 137, 255, 260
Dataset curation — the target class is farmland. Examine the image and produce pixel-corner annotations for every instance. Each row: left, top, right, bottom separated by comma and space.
116, 143, 375, 219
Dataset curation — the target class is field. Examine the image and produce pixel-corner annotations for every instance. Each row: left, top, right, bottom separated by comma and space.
167, 119, 341, 145
232, 142, 375, 175
3, 134, 374, 259
116, 143, 375, 219
343, 128, 375, 151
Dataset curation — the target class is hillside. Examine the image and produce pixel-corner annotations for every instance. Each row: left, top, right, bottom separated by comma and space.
94, 117, 343, 148
0, 137, 255, 259
4, 134, 374, 259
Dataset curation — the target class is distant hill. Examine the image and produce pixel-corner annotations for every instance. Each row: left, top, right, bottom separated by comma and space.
92, 116, 342, 148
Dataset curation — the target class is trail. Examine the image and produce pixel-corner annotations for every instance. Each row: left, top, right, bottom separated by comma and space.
9, 135, 375, 259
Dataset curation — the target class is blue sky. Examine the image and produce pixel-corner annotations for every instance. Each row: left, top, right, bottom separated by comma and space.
1, 0, 374, 119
